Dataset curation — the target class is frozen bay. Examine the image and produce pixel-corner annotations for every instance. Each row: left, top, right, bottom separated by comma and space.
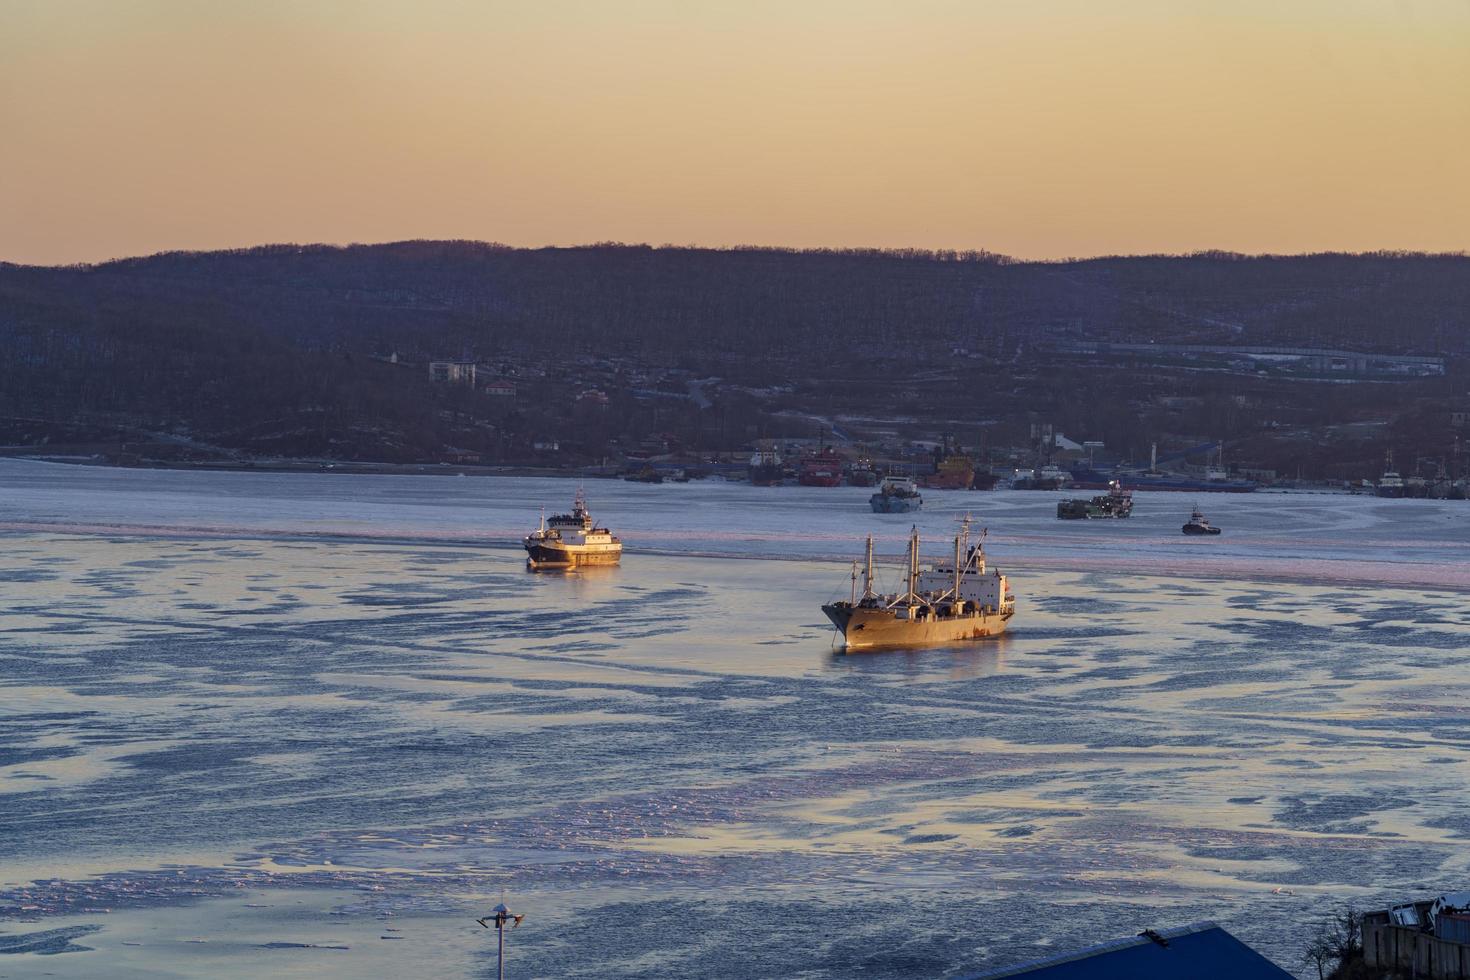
2, 460, 1469, 977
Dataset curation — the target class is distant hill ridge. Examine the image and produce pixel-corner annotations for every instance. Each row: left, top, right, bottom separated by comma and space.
0, 241, 1466, 465
4, 240, 1467, 355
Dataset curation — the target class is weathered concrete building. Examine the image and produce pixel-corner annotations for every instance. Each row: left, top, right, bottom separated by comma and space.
1364, 893, 1470, 979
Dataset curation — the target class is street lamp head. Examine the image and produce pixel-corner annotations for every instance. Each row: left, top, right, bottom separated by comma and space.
477, 904, 525, 930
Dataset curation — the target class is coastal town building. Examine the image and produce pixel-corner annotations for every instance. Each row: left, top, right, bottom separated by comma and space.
429, 360, 477, 385
1364, 892, 1470, 979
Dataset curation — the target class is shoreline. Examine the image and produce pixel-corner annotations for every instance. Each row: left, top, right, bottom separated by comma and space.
0, 450, 585, 479
0, 451, 1375, 496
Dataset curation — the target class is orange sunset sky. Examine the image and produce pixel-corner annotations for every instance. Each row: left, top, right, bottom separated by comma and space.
2, 0, 1468, 265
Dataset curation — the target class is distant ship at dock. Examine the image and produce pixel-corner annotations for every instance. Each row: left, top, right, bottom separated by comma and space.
748, 449, 784, 486
1069, 444, 1256, 493
798, 448, 844, 487
1068, 466, 1257, 493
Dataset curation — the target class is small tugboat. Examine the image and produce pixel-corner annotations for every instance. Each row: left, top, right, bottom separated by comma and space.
822, 519, 1015, 652
869, 475, 923, 513
1057, 480, 1133, 519
523, 489, 623, 567
1181, 506, 1221, 535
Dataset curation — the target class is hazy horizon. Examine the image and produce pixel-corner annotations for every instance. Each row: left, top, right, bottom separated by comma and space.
9, 237, 1470, 271
4, 0, 1468, 265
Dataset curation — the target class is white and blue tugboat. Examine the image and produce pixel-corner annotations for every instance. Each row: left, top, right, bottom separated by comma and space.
870, 476, 923, 513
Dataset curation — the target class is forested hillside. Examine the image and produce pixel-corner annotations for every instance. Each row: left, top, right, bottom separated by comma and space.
0, 242, 1466, 468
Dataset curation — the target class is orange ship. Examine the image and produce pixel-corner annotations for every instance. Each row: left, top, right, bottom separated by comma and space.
922, 454, 975, 490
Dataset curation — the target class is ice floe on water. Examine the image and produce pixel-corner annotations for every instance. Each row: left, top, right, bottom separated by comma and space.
2, 460, 1470, 976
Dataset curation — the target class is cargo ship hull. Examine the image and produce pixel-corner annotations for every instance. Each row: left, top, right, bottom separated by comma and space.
821, 603, 1009, 651
799, 470, 842, 487
870, 493, 922, 513
870, 476, 923, 513
922, 470, 975, 490
523, 490, 622, 568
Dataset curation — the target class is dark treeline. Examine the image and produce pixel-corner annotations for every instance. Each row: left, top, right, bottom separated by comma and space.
0, 241, 1466, 461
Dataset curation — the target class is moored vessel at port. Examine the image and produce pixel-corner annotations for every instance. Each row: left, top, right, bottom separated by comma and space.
1376, 451, 1405, 498
923, 453, 976, 490
748, 449, 783, 486
1057, 480, 1133, 519
1069, 445, 1256, 493
870, 476, 923, 513
1015, 463, 1072, 491
846, 457, 878, 487
798, 448, 844, 487
624, 465, 663, 483
523, 489, 623, 567
1068, 466, 1257, 493
822, 521, 1015, 651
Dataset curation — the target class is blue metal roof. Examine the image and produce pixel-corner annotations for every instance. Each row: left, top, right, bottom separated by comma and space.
959, 922, 1293, 980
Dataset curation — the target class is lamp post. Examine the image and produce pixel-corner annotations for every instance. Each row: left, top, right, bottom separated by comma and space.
477, 902, 524, 980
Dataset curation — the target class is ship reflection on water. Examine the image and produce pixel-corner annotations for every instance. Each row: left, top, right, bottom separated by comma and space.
827, 640, 1009, 681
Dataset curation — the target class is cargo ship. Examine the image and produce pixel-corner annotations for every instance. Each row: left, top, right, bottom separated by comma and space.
870, 475, 923, 513
798, 448, 844, 487
1067, 466, 1257, 493
523, 489, 623, 568
748, 449, 783, 486
1069, 443, 1256, 493
624, 465, 663, 483
846, 457, 878, 487
822, 521, 1015, 652
1013, 464, 1072, 491
923, 453, 976, 490
1056, 480, 1133, 519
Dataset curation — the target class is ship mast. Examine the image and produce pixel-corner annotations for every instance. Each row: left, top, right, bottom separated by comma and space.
952, 528, 962, 599
863, 534, 874, 599
907, 525, 919, 602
